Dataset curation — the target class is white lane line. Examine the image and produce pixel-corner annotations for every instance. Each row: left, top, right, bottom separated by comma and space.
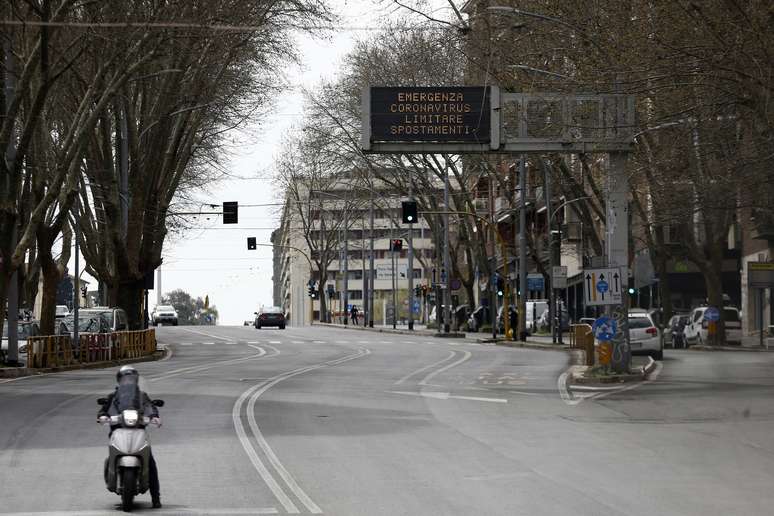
419, 350, 472, 386
269, 341, 281, 344
233, 383, 300, 514
149, 347, 267, 382
1, 509, 279, 515
292, 341, 304, 344
264, 345, 281, 356
394, 350, 456, 385
180, 343, 193, 346
358, 340, 370, 344
248, 341, 260, 344
248, 344, 263, 351
202, 342, 215, 346
313, 340, 325, 344
235, 348, 370, 514
387, 390, 508, 404
180, 327, 235, 342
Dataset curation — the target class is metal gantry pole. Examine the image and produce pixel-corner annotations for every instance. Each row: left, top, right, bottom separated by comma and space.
391, 225, 397, 329
518, 156, 527, 340
73, 197, 80, 350
443, 168, 451, 334
4, 40, 19, 365
407, 184, 414, 330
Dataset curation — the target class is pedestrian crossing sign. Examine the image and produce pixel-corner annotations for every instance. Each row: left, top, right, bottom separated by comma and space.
583, 267, 623, 306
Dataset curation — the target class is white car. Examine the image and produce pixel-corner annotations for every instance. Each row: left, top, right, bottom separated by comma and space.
628, 309, 663, 360
55, 305, 70, 318
152, 305, 178, 326
1, 321, 40, 364
683, 306, 742, 346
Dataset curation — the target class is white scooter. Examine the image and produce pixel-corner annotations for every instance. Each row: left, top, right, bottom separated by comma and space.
98, 397, 164, 512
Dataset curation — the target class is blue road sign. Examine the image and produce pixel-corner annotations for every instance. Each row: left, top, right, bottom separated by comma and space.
592, 316, 618, 342
596, 279, 609, 294
527, 276, 544, 291
412, 300, 420, 314
704, 307, 720, 321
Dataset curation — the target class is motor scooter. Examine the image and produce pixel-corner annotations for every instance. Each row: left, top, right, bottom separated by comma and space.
98, 397, 164, 512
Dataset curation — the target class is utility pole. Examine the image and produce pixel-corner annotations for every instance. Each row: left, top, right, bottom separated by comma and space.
343, 199, 349, 326
4, 39, 19, 365
518, 156, 528, 341
156, 266, 162, 305
543, 162, 556, 344
368, 177, 375, 328
391, 225, 397, 329
73, 195, 80, 350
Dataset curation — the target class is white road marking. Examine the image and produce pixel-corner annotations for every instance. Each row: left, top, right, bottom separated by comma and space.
202, 342, 215, 345
264, 345, 281, 356
313, 340, 325, 344
234, 348, 370, 514
269, 341, 281, 344
387, 390, 508, 403
149, 347, 267, 382
248, 341, 260, 344
1, 509, 279, 515
557, 361, 664, 405
180, 327, 235, 342
394, 350, 456, 385
419, 350, 472, 386
180, 343, 193, 346
248, 344, 263, 351
292, 341, 304, 344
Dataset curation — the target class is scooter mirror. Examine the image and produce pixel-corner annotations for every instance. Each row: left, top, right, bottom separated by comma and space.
97, 398, 108, 405
152, 399, 165, 407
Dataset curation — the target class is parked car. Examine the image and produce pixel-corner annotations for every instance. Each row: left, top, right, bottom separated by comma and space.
628, 309, 664, 360
55, 305, 70, 318
664, 313, 690, 348
151, 305, 178, 326
77, 307, 129, 332
467, 306, 491, 332
683, 306, 742, 346
59, 313, 112, 334
2, 320, 40, 363
254, 306, 285, 329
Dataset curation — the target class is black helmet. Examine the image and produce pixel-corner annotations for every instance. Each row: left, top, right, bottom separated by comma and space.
116, 365, 139, 383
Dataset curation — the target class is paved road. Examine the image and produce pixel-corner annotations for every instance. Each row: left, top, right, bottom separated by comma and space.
2, 325, 774, 515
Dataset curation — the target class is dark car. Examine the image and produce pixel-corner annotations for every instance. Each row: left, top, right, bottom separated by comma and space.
254, 306, 285, 329
59, 313, 111, 334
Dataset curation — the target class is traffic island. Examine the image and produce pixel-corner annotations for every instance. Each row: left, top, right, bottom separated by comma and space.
570, 357, 658, 386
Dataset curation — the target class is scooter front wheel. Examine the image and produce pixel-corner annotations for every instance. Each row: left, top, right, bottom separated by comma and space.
121, 468, 136, 512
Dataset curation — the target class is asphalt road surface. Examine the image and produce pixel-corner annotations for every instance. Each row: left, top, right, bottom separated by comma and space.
2, 325, 774, 515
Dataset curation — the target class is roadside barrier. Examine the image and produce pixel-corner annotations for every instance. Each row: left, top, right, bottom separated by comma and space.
25, 328, 157, 369
569, 323, 595, 366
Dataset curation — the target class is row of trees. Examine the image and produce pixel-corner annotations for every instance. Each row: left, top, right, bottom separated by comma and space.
274, 0, 772, 343
1, 0, 333, 336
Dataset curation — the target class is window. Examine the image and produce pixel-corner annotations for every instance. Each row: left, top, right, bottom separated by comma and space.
628, 317, 652, 329
413, 269, 422, 279
348, 290, 363, 300
693, 310, 703, 323
349, 270, 363, 280
723, 309, 740, 322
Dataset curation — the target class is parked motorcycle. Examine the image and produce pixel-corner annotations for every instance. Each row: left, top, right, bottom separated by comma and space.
98, 396, 164, 512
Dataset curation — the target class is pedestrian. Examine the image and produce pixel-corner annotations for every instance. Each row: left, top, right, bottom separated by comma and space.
350, 305, 359, 325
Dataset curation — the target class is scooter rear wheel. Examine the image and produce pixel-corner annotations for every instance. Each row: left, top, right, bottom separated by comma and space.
121, 468, 136, 512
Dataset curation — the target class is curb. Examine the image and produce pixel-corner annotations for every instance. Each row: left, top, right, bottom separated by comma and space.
0, 348, 168, 379
312, 322, 473, 339
494, 340, 571, 352
688, 345, 773, 352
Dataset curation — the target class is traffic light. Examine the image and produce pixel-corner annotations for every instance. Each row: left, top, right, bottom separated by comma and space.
628, 287, 636, 295
223, 201, 238, 224
391, 239, 403, 252
401, 200, 418, 224
496, 276, 504, 297
414, 285, 421, 297
247, 237, 256, 250
308, 284, 318, 298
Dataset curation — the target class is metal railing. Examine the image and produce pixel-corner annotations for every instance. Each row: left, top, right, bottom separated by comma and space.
25, 329, 156, 369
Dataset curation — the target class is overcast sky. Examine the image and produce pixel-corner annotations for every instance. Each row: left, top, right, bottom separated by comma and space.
83, 1, 455, 325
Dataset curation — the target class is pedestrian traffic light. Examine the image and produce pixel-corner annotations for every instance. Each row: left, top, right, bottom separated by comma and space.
247, 237, 256, 250
223, 201, 238, 224
391, 239, 403, 252
401, 201, 418, 224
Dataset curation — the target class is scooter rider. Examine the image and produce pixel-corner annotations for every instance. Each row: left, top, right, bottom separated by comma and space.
98, 365, 163, 509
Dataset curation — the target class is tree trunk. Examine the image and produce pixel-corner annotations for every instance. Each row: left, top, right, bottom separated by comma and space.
116, 278, 145, 330
38, 254, 60, 335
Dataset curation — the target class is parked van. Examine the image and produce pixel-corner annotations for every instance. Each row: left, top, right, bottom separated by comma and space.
683, 306, 742, 346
